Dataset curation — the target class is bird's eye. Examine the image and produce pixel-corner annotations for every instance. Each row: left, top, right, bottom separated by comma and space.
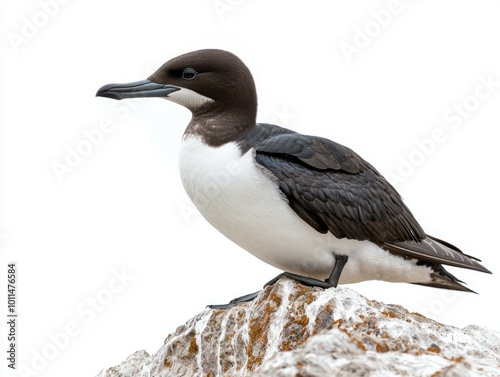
182, 68, 198, 80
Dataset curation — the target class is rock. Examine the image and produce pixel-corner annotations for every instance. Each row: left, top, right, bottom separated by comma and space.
95, 278, 500, 377
96, 350, 151, 377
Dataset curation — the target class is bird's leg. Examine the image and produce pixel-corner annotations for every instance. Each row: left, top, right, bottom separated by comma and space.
265, 255, 349, 289
326, 254, 349, 287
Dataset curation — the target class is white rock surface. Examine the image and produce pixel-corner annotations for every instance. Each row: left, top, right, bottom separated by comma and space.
95, 278, 500, 377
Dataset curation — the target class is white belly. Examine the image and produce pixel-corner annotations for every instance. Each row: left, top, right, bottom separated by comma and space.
179, 135, 431, 285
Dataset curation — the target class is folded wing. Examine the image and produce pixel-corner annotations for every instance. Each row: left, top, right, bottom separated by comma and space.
254, 132, 491, 274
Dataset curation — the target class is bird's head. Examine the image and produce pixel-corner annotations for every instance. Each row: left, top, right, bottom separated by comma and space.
96, 49, 257, 126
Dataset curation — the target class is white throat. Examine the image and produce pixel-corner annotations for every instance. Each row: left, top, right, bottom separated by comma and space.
166, 87, 214, 109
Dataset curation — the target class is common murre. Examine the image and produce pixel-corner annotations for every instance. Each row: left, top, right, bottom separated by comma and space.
96, 49, 491, 307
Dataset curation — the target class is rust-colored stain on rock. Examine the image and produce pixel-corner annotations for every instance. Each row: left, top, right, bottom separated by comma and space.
427, 344, 441, 354
189, 336, 198, 355
246, 287, 281, 371
163, 359, 173, 368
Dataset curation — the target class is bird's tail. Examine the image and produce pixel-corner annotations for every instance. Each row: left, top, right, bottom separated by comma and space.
411, 272, 476, 293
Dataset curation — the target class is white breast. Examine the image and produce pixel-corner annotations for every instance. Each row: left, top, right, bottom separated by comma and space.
178, 135, 431, 285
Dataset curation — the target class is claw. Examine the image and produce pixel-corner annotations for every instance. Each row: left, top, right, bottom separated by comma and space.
208, 291, 260, 309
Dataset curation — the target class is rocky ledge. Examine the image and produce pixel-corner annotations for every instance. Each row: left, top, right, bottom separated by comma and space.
96, 278, 499, 377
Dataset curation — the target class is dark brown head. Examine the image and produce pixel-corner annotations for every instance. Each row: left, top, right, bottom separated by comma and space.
96, 49, 258, 134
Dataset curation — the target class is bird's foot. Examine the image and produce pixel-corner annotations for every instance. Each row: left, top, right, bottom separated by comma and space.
265, 272, 337, 288
265, 254, 349, 289
208, 291, 260, 309
208, 255, 348, 309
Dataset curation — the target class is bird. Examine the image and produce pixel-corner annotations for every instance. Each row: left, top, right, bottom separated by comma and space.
96, 49, 491, 307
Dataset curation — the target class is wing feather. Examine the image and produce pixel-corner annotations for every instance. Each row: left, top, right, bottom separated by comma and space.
252, 130, 491, 274
255, 149, 425, 243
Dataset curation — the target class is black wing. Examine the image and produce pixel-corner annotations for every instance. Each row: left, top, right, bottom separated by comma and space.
254, 131, 491, 274
255, 132, 425, 243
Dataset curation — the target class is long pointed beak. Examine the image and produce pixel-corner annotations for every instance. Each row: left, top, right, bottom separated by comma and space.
96, 79, 180, 100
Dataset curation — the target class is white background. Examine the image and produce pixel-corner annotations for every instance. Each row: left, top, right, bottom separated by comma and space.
2, 1, 500, 376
